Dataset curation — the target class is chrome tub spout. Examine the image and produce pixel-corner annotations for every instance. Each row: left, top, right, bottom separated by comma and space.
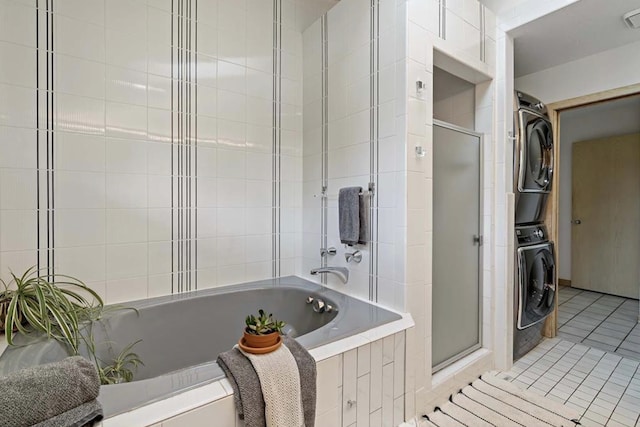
310, 266, 349, 284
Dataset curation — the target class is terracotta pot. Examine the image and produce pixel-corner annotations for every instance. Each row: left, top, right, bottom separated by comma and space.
242, 330, 279, 348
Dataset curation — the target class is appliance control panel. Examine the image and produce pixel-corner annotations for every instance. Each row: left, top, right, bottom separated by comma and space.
515, 91, 548, 117
516, 225, 548, 245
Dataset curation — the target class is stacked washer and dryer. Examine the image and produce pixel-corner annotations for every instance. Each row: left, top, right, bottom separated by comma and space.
513, 92, 557, 360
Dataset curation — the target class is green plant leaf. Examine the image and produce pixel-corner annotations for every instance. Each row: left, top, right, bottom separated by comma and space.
4, 294, 20, 345
46, 303, 78, 353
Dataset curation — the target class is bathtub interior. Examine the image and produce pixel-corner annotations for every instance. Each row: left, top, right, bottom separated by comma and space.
0, 276, 402, 418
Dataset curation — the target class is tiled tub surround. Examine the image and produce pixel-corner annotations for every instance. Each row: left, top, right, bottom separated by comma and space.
0, 0, 304, 302
558, 287, 640, 360
0, 276, 413, 426
500, 338, 640, 427
101, 328, 411, 427
105, 326, 412, 427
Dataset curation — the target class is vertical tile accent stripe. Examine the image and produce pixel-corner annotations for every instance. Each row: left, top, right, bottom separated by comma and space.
36, 0, 55, 279
172, 0, 198, 293
369, 0, 380, 301
480, 4, 486, 62
439, 0, 447, 40
272, 0, 282, 278
320, 13, 328, 284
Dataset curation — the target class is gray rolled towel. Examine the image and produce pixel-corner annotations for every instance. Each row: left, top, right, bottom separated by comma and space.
217, 336, 316, 427
0, 356, 103, 427
339, 187, 362, 246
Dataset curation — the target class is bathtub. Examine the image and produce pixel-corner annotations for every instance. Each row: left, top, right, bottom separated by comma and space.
0, 276, 403, 420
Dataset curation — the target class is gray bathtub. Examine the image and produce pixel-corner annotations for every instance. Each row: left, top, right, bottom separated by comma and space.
0, 276, 401, 417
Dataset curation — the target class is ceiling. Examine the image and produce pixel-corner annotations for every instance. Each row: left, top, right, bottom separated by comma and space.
510, 0, 640, 77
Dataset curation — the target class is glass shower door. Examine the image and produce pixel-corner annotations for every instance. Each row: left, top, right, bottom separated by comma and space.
432, 120, 483, 372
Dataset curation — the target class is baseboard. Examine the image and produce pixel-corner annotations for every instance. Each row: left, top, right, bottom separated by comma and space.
559, 279, 571, 287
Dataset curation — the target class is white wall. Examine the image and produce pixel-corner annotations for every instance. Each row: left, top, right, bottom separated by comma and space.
0, 0, 303, 303
433, 67, 477, 129
515, 39, 640, 105
300, 0, 506, 419
515, 37, 640, 281
406, 0, 508, 415
301, 0, 407, 310
557, 98, 640, 280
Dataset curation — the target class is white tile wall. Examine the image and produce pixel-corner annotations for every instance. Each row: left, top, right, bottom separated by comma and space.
404, 0, 509, 418
0, 0, 304, 302
301, 0, 408, 313
1, 0, 515, 424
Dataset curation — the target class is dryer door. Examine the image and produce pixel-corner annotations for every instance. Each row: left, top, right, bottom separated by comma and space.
517, 243, 556, 330
517, 111, 553, 193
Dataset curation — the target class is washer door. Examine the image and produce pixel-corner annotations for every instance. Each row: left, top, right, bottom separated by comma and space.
517, 111, 553, 193
517, 243, 556, 329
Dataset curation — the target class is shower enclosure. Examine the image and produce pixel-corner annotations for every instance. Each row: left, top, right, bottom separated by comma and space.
432, 120, 483, 371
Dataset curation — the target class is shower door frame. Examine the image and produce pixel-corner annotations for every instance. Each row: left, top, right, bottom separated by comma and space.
432, 119, 485, 373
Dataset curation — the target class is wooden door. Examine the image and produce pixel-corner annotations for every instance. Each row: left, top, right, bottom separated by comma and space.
572, 133, 640, 298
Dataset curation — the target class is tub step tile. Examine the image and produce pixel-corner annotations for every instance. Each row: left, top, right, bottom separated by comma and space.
162, 395, 236, 427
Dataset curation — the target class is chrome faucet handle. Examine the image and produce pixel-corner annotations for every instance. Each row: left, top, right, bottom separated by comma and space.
312, 299, 326, 313
308, 297, 338, 313
345, 250, 362, 263
320, 247, 337, 257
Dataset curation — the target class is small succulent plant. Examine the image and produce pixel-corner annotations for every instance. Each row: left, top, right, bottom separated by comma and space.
245, 309, 285, 335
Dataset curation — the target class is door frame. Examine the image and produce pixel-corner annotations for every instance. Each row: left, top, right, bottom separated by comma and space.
542, 83, 640, 337
432, 119, 485, 372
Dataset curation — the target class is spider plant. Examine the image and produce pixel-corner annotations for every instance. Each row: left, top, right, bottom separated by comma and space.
98, 340, 144, 384
0, 267, 103, 354
82, 331, 144, 385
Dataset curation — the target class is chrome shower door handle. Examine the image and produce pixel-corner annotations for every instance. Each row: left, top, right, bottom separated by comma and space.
571, 219, 581, 225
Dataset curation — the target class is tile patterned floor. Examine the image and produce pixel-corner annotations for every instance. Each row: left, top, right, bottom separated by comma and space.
500, 338, 640, 426
558, 287, 640, 361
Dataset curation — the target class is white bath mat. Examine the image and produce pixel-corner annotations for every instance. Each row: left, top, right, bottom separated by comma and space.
421, 372, 581, 427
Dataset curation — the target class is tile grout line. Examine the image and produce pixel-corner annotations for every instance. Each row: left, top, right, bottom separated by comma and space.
559, 293, 607, 332
529, 342, 591, 401
510, 339, 565, 382
581, 298, 628, 349
515, 342, 581, 389
510, 338, 640, 426
558, 289, 585, 307
611, 305, 640, 353
604, 361, 640, 426
560, 348, 611, 418
580, 355, 624, 425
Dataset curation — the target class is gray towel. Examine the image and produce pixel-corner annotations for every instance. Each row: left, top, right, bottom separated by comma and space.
339, 187, 362, 246
0, 356, 102, 427
358, 192, 369, 244
33, 400, 103, 427
217, 336, 316, 427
